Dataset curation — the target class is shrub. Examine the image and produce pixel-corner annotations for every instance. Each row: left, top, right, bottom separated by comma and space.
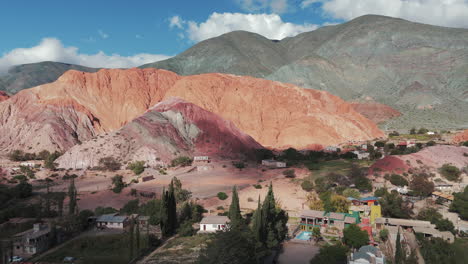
389, 174, 409, 187
177, 221, 195, 237
440, 164, 461, 182
13, 175, 28, 182
127, 161, 145, 175
217, 192, 228, 200
253, 184, 262, 189
343, 188, 360, 199
171, 156, 193, 167
301, 180, 314, 192
462, 141, 468, 147
216, 206, 225, 210
111, 175, 125, 193
426, 141, 436, 146
283, 169, 296, 178
232, 161, 245, 170
380, 229, 389, 241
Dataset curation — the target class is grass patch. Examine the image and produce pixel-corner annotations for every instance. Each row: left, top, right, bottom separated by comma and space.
305, 159, 372, 182
389, 134, 437, 141
152, 235, 212, 264
38, 234, 134, 264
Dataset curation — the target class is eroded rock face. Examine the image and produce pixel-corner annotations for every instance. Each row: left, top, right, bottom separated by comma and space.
0, 68, 383, 153
454, 130, 468, 143
57, 98, 263, 168
0, 91, 8, 102
350, 102, 401, 124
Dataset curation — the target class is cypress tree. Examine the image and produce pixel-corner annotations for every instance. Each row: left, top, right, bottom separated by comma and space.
68, 179, 77, 215
160, 187, 169, 237
136, 219, 141, 253
395, 231, 404, 264
228, 185, 242, 228
168, 180, 178, 234
252, 195, 264, 243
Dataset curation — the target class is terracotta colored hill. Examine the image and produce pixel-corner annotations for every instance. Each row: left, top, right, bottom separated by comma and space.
57, 97, 263, 168
0, 68, 383, 153
453, 130, 468, 143
350, 102, 401, 124
0, 91, 8, 102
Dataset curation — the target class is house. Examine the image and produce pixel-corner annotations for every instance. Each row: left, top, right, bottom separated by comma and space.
325, 146, 340, 152
434, 182, 453, 192
193, 156, 210, 163
199, 216, 229, 233
375, 217, 435, 230
352, 151, 370, 160
299, 210, 359, 232
20, 162, 36, 167
397, 141, 415, 150
96, 213, 129, 229
413, 226, 454, 243
349, 245, 385, 264
261, 160, 287, 168
11, 223, 53, 258
427, 131, 435, 135
431, 191, 454, 204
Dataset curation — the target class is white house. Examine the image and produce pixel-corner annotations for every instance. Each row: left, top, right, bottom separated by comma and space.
199, 216, 229, 233
20, 162, 36, 167
194, 156, 210, 162
96, 213, 129, 229
261, 160, 286, 168
427, 131, 435, 135
352, 151, 370, 160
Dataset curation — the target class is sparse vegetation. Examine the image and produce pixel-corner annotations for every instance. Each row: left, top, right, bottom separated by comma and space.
127, 161, 145, 175
232, 161, 245, 170
99, 157, 121, 171
282, 169, 296, 178
301, 180, 314, 192
111, 175, 125, 193
170, 156, 193, 167
440, 164, 461, 182
387, 173, 409, 187
217, 192, 228, 200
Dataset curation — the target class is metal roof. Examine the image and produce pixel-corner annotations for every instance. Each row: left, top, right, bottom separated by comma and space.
96, 213, 128, 223
200, 216, 230, 224
300, 210, 325, 218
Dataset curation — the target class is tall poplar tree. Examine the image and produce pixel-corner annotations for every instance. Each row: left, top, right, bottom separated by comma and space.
395, 231, 405, 264
159, 187, 169, 236
68, 179, 77, 215
228, 185, 242, 228
252, 195, 264, 243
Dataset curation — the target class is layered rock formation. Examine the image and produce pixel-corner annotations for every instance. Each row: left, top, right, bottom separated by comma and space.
0, 91, 8, 102
0, 68, 383, 153
350, 102, 401, 124
56, 98, 263, 169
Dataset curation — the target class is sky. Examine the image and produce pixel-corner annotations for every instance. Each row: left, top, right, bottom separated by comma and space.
1, 0, 468, 72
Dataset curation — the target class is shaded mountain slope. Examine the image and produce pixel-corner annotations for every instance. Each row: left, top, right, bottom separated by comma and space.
0, 61, 99, 94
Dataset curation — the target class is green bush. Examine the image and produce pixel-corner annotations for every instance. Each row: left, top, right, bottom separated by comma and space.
282, 169, 296, 178
301, 180, 314, 192
380, 229, 389, 241
177, 221, 195, 237
171, 156, 193, 167
127, 161, 145, 175
440, 164, 461, 181
232, 161, 245, 170
217, 192, 228, 200
253, 184, 262, 189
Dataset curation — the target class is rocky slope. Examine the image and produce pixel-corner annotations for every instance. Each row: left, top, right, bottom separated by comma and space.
0, 61, 99, 95
454, 130, 468, 143
350, 101, 401, 124
56, 98, 263, 169
0, 91, 8, 102
0, 68, 383, 153
142, 15, 468, 130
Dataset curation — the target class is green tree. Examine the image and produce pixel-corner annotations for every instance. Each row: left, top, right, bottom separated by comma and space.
217, 192, 228, 200
330, 194, 351, 213
11, 181, 32, 198
450, 186, 468, 220
343, 188, 360, 199
197, 229, 258, 264
111, 175, 125, 193
312, 226, 321, 242
127, 161, 145, 175
379, 192, 411, 218
343, 224, 369, 249
68, 179, 77, 215
389, 174, 409, 187
395, 231, 405, 264
129, 219, 135, 259
410, 174, 434, 197
172, 176, 192, 202
136, 219, 141, 252
120, 199, 140, 215
380, 229, 389, 241
309, 244, 348, 264
252, 196, 264, 243
439, 164, 461, 182
170, 156, 192, 167
228, 186, 242, 228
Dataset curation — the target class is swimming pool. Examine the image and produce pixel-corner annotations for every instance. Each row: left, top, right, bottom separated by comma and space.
295, 231, 312, 240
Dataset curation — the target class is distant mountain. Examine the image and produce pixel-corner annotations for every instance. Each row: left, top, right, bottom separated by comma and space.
141, 15, 468, 130
0, 68, 382, 153
56, 97, 263, 169
0, 61, 99, 94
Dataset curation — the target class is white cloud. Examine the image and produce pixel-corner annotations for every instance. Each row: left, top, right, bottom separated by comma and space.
0, 38, 171, 73
308, 0, 468, 28
301, 0, 320, 9
238, 0, 290, 14
169, 15, 185, 29
98, 30, 109, 39
180, 12, 318, 42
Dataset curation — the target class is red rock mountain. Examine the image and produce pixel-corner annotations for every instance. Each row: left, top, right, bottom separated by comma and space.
0, 91, 8, 102
0, 68, 384, 152
57, 97, 263, 169
350, 102, 401, 124
454, 130, 468, 143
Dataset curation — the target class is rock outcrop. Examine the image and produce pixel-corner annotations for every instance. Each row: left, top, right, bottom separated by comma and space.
56, 97, 263, 168
0, 68, 384, 153
454, 130, 468, 143
350, 102, 401, 124
0, 91, 8, 102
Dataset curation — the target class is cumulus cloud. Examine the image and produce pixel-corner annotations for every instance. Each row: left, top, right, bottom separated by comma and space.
306, 0, 468, 28
177, 12, 318, 42
238, 0, 290, 14
0, 38, 171, 73
169, 15, 185, 29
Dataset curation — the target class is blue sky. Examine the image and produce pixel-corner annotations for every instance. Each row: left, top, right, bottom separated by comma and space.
1, 0, 467, 71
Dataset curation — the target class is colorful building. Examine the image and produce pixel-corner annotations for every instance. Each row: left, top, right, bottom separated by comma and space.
299, 210, 360, 232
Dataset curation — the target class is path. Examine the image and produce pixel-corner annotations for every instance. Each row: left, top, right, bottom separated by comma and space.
277, 240, 319, 264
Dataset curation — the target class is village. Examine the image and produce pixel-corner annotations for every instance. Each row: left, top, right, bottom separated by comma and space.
0, 129, 467, 264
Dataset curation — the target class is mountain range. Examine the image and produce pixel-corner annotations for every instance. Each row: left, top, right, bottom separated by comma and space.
142, 15, 468, 130
0, 68, 382, 155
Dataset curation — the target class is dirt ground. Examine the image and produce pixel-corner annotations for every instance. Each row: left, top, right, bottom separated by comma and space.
277, 241, 319, 264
